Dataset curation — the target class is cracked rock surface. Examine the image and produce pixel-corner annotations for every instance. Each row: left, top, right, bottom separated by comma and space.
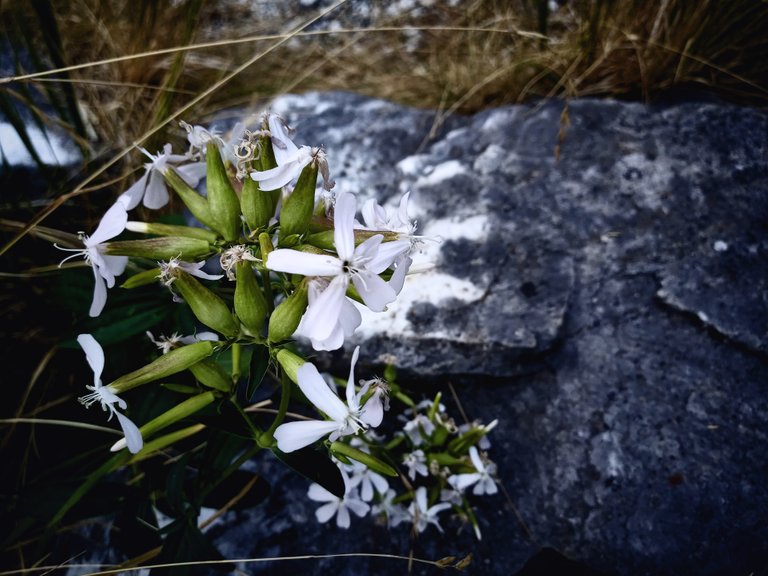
209, 93, 768, 575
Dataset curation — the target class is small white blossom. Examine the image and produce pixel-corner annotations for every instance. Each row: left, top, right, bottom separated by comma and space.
372, 489, 409, 527
307, 471, 369, 529
409, 486, 452, 534
266, 192, 397, 351
448, 446, 498, 496
274, 347, 381, 453
403, 449, 429, 481
55, 203, 128, 317
118, 144, 206, 210
76, 334, 142, 454
402, 413, 435, 446
179, 120, 222, 160
347, 461, 389, 502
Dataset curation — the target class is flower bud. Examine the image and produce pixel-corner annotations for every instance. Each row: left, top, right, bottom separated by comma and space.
173, 269, 241, 338
111, 392, 215, 452
164, 167, 218, 231
258, 232, 273, 259
126, 221, 218, 242
234, 261, 268, 335
188, 358, 232, 392
206, 141, 241, 242
121, 268, 161, 289
304, 229, 400, 251
104, 237, 213, 261
109, 340, 216, 394
240, 173, 274, 232
275, 348, 305, 384
278, 161, 318, 242
268, 278, 309, 343
330, 442, 398, 477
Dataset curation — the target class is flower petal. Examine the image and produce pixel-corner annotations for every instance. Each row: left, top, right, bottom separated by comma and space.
88, 202, 128, 246
274, 419, 340, 453
89, 264, 108, 317
352, 270, 396, 312
336, 504, 351, 528
77, 333, 104, 386
266, 250, 342, 277
345, 346, 360, 410
449, 472, 481, 491
333, 192, 357, 261
346, 498, 370, 518
296, 362, 349, 423
315, 502, 338, 524
117, 171, 148, 211
360, 395, 383, 428
143, 169, 170, 210
300, 275, 348, 341
308, 482, 336, 503
176, 161, 207, 187
114, 411, 143, 454
268, 114, 300, 164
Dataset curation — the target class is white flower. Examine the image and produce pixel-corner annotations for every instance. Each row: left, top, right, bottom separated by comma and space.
372, 489, 409, 527
360, 191, 418, 265
355, 377, 389, 428
448, 446, 498, 496
146, 330, 218, 354
56, 202, 128, 317
294, 277, 361, 351
248, 114, 334, 191
179, 120, 222, 160
158, 257, 223, 288
408, 486, 452, 534
402, 413, 435, 446
118, 144, 206, 210
347, 461, 389, 502
76, 334, 143, 454
458, 419, 497, 450
274, 347, 381, 453
266, 192, 397, 350
403, 449, 429, 481
307, 472, 369, 529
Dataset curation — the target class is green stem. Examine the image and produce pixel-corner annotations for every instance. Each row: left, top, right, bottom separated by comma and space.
264, 369, 291, 440
231, 342, 241, 382
260, 269, 274, 313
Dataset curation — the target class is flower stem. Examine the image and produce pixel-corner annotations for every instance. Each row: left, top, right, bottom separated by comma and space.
231, 342, 241, 382
264, 369, 291, 441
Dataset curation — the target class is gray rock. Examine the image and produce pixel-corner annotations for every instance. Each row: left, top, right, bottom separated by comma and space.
209, 93, 768, 576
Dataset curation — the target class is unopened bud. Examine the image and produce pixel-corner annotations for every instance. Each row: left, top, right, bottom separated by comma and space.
188, 358, 232, 392
110, 391, 216, 452
330, 442, 398, 477
104, 237, 213, 261
173, 269, 240, 338
268, 278, 309, 343
109, 340, 216, 394
240, 173, 274, 232
164, 167, 218, 231
258, 232, 274, 260
206, 141, 242, 242
278, 161, 318, 242
121, 267, 161, 289
275, 348, 305, 384
126, 221, 218, 242
235, 261, 268, 335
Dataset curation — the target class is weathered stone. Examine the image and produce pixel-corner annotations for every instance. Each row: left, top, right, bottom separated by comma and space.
203, 92, 767, 576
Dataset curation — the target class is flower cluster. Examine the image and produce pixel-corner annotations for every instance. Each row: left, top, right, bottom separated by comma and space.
303, 372, 500, 540
54, 108, 496, 549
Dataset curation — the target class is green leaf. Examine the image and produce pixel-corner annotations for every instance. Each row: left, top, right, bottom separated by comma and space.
272, 447, 345, 498
246, 345, 270, 401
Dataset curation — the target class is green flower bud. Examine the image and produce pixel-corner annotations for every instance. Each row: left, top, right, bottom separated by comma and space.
126, 391, 216, 447
121, 268, 161, 289
258, 232, 273, 260
125, 221, 218, 242
104, 237, 213, 261
188, 358, 232, 392
240, 174, 274, 232
275, 348, 305, 384
206, 141, 241, 242
164, 167, 218, 231
129, 424, 205, 463
172, 269, 240, 338
304, 229, 400, 251
234, 261, 268, 335
330, 442, 398, 477
268, 279, 309, 343
109, 340, 216, 394
278, 161, 318, 242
